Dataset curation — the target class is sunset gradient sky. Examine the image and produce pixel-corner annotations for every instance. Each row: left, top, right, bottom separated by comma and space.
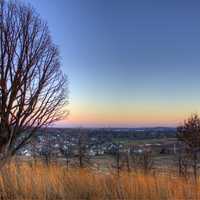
26, 0, 200, 127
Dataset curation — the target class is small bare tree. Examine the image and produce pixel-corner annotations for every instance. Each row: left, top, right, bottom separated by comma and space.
123, 150, 131, 172
59, 136, 72, 169
0, 0, 68, 164
40, 130, 52, 166
76, 133, 90, 168
117, 145, 132, 173
138, 150, 154, 174
111, 143, 123, 175
30, 135, 38, 164
177, 114, 200, 180
60, 146, 72, 169
176, 147, 190, 178
131, 150, 154, 174
115, 143, 121, 175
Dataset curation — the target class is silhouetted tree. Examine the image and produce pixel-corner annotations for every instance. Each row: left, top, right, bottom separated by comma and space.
30, 135, 38, 164
177, 114, 200, 180
123, 150, 131, 172
40, 131, 53, 166
0, 0, 68, 164
40, 147, 51, 166
138, 150, 154, 174
176, 147, 189, 178
59, 136, 72, 169
118, 145, 132, 173
76, 132, 90, 168
131, 150, 154, 174
111, 143, 123, 175
60, 146, 72, 169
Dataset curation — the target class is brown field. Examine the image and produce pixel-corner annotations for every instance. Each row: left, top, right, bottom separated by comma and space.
0, 160, 199, 200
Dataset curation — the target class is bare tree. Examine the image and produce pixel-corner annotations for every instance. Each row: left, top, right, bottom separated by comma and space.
59, 136, 72, 169
177, 114, 200, 180
114, 150, 132, 173
0, 0, 68, 164
40, 130, 52, 166
123, 150, 131, 172
60, 146, 72, 169
131, 150, 154, 174
111, 143, 123, 175
30, 134, 38, 164
76, 132, 90, 168
115, 143, 121, 175
138, 150, 154, 174
176, 147, 189, 178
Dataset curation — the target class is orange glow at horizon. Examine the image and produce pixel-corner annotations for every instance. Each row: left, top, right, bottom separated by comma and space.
60, 113, 185, 127
57, 104, 196, 127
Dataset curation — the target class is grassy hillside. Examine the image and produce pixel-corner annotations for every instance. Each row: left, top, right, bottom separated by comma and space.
0, 160, 198, 199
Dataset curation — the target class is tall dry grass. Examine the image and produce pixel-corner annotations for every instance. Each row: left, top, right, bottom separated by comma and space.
0, 160, 199, 199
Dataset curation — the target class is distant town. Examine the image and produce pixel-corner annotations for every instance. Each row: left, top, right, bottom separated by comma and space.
17, 127, 180, 169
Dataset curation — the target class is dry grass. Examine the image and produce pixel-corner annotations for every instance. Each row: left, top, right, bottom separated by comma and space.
0, 160, 199, 199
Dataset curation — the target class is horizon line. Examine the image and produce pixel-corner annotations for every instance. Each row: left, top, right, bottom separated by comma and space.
51, 125, 177, 129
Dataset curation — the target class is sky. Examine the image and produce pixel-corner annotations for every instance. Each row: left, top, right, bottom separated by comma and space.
25, 0, 200, 127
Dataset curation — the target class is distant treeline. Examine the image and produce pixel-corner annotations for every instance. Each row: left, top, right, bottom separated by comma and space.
36, 127, 177, 141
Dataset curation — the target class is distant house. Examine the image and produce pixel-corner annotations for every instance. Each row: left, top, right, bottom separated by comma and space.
88, 149, 96, 156
21, 149, 31, 156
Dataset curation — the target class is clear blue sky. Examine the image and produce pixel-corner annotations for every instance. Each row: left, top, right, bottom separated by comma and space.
26, 0, 200, 127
